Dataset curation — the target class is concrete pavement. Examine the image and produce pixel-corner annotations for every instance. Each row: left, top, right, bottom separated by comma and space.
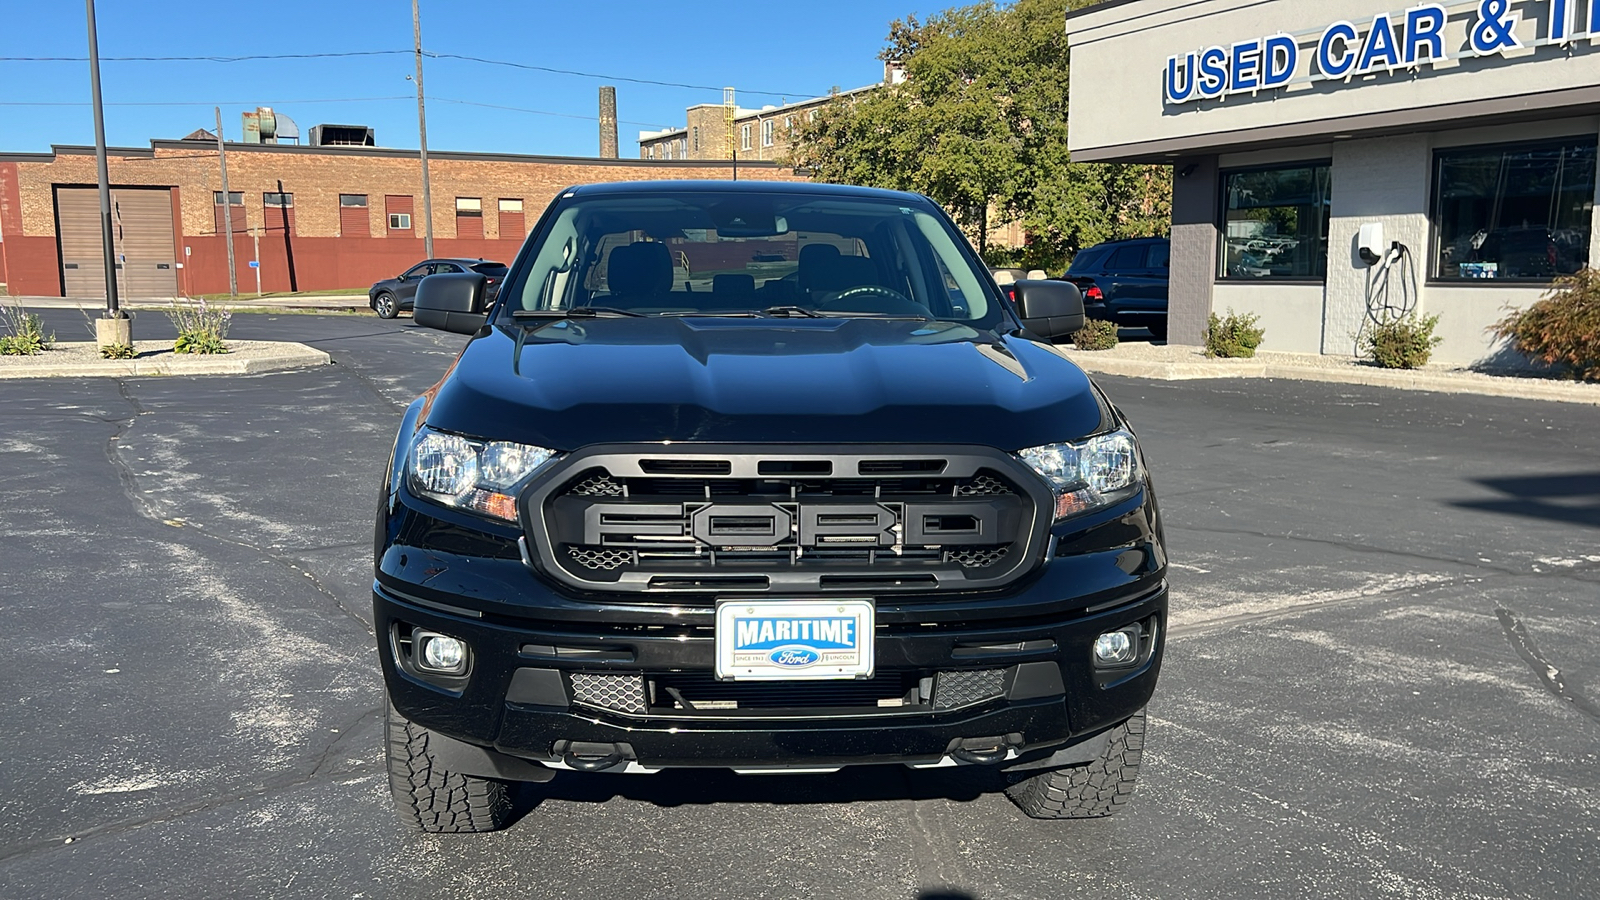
1063, 341, 1600, 406
0, 313, 1595, 899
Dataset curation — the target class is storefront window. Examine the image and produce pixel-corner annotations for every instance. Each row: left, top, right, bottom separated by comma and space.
1219, 163, 1332, 280
1432, 137, 1596, 281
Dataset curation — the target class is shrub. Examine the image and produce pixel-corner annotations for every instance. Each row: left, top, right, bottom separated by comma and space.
1072, 318, 1119, 351
0, 301, 53, 355
100, 342, 137, 360
1204, 309, 1264, 358
166, 299, 232, 355
1360, 313, 1443, 369
1491, 269, 1600, 381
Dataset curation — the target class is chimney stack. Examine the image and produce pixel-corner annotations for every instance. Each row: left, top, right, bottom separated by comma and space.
599, 86, 618, 159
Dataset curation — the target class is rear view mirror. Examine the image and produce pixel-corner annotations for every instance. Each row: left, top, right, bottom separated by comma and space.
1013, 280, 1085, 340
414, 273, 489, 334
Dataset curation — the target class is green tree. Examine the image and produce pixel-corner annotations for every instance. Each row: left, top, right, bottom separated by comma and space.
787, 0, 1171, 270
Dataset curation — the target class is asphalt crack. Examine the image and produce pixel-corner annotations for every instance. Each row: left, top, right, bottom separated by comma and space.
0, 704, 385, 864
104, 378, 376, 635
1496, 606, 1600, 725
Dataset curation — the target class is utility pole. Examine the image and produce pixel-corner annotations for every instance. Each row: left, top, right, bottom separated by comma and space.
413, 0, 434, 258
252, 230, 261, 297
85, 0, 122, 322
277, 179, 298, 292
215, 107, 237, 297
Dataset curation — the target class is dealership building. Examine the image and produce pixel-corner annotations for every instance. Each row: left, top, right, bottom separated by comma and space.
1067, 0, 1600, 364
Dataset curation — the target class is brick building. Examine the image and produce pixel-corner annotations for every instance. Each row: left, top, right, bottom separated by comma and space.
0, 138, 797, 299
639, 85, 880, 163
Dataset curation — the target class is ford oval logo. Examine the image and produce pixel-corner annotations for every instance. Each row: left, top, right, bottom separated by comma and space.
769, 646, 819, 668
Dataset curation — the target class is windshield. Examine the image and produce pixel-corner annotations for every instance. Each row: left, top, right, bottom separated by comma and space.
470, 263, 509, 276
1065, 246, 1110, 275
499, 191, 1002, 324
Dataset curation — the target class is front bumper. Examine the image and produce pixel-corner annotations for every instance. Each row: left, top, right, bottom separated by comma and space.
376, 580, 1165, 772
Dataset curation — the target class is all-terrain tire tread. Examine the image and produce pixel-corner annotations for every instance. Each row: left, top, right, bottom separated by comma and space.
385, 701, 514, 833
1005, 710, 1145, 820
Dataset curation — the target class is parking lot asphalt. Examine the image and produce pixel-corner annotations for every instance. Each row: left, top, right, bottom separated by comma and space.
3, 310, 1596, 899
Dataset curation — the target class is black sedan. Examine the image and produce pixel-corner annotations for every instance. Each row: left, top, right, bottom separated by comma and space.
369, 258, 508, 319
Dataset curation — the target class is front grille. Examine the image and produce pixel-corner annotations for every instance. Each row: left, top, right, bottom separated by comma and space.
568, 547, 636, 571
522, 447, 1051, 596
569, 474, 624, 497
569, 672, 648, 714
562, 668, 1011, 716
653, 670, 924, 711
933, 669, 1006, 710
946, 546, 1009, 568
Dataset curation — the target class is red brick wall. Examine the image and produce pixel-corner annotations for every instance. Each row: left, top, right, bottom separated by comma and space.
2, 146, 801, 297
385, 195, 413, 235
181, 234, 523, 296
339, 202, 370, 237
499, 211, 524, 241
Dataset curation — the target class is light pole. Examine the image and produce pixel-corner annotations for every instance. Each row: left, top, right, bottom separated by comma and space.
85, 0, 124, 334
412, 0, 434, 258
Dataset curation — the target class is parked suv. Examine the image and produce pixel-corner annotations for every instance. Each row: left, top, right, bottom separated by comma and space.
377, 181, 1167, 832
1060, 237, 1170, 340
369, 258, 507, 319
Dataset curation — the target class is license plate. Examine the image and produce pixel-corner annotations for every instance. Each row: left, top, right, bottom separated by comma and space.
714, 599, 875, 681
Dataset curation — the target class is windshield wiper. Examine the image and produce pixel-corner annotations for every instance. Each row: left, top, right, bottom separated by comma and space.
762, 305, 825, 318
512, 306, 643, 320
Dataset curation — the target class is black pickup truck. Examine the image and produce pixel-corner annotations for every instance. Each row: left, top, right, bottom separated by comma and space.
375, 181, 1167, 832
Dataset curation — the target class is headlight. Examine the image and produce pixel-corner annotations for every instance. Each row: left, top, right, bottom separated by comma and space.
1018, 428, 1141, 519
408, 427, 557, 522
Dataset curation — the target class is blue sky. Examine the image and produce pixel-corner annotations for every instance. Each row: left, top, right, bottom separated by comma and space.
1, 0, 923, 157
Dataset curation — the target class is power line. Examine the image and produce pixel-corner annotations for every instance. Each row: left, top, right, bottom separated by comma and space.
0, 49, 822, 98
423, 52, 813, 98
0, 96, 412, 107
0, 50, 410, 62
430, 97, 673, 129
3, 94, 675, 129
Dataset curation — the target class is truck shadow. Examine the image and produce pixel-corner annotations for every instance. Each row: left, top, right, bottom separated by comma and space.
511, 763, 1008, 816
1450, 471, 1600, 529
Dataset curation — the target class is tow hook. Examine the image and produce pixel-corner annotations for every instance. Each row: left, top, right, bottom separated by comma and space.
554, 740, 633, 771
949, 734, 1021, 765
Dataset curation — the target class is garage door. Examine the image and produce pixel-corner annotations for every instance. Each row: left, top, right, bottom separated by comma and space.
56, 186, 178, 299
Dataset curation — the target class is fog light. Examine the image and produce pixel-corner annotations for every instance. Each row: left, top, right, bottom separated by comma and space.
1093, 628, 1139, 667
416, 630, 469, 675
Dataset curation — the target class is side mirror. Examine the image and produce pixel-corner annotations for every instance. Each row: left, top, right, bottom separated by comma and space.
414, 272, 489, 334
1013, 280, 1085, 340
395, 272, 407, 282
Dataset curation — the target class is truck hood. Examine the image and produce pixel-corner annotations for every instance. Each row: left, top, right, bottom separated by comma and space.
421, 317, 1108, 450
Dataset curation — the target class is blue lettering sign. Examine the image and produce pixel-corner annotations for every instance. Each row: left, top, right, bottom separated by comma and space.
1404, 4, 1448, 64
1230, 39, 1262, 91
1318, 21, 1359, 77
1549, 0, 1574, 42
1357, 13, 1401, 72
1197, 46, 1228, 98
1261, 34, 1298, 88
1163, 1, 1576, 107
1165, 52, 1196, 103
1469, 0, 1523, 56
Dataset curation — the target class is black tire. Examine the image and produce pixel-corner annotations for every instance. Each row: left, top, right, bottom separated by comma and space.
1147, 322, 1168, 341
385, 698, 514, 833
373, 292, 399, 319
1005, 710, 1145, 819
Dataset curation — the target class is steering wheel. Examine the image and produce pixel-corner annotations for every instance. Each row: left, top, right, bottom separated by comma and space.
823, 284, 922, 313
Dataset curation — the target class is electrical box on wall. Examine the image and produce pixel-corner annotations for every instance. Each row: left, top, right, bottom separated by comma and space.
1358, 223, 1385, 266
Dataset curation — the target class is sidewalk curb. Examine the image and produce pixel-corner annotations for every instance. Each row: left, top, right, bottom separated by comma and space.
13, 296, 369, 312
1068, 352, 1600, 406
0, 341, 331, 379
